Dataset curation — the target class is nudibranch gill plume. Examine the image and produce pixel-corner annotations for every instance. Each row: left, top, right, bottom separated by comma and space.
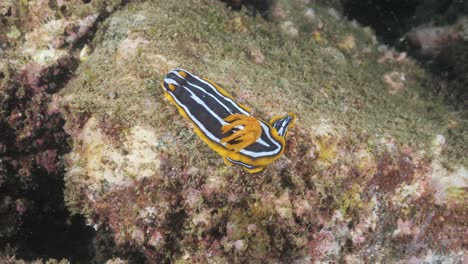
162, 69, 295, 173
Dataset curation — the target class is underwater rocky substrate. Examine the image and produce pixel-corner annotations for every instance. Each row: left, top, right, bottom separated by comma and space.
226, 0, 468, 111
0, 49, 151, 264
1, 0, 466, 262
0, 59, 95, 261
342, 0, 468, 110
0, 0, 148, 261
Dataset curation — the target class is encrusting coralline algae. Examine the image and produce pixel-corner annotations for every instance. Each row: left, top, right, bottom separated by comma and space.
1, 0, 465, 262
57, 0, 466, 262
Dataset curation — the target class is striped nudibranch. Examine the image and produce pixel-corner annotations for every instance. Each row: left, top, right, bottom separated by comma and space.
161, 69, 295, 173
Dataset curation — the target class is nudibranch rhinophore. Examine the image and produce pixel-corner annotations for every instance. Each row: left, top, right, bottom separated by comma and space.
161, 69, 295, 173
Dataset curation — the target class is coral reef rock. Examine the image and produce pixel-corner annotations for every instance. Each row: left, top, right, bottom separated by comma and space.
56, 0, 466, 263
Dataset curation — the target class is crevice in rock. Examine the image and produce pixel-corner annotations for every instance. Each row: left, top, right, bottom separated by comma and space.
0, 0, 140, 262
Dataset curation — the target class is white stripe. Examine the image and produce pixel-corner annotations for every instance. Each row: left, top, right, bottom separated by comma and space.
238, 122, 281, 157
166, 90, 224, 146
278, 120, 287, 136
275, 116, 291, 137
164, 78, 178, 86
168, 89, 282, 158
166, 77, 227, 126
227, 157, 256, 169
257, 136, 270, 147
179, 84, 228, 126
172, 72, 237, 115
177, 70, 251, 116
165, 71, 283, 158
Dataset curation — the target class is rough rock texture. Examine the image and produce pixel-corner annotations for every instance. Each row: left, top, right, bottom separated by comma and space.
57, 0, 466, 263
339, 0, 468, 110
0, 0, 130, 262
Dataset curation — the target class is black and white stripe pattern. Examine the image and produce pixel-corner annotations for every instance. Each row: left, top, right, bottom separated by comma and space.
272, 114, 294, 138
162, 69, 295, 171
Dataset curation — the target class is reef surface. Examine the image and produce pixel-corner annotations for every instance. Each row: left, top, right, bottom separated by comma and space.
1, 0, 466, 263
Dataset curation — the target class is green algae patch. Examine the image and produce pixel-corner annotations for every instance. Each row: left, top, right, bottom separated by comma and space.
58, 0, 467, 262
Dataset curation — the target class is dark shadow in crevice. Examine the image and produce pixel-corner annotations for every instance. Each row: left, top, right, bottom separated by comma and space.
0, 0, 145, 262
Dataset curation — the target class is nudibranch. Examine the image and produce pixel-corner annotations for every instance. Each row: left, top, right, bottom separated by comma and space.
161, 69, 295, 173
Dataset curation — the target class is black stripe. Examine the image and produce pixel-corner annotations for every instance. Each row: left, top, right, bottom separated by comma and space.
163, 69, 287, 160
243, 121, 282, 155
273, 116, 292, 137
167, 71, 248, 117
178, 71, 249, 114
165, 80, 226, 140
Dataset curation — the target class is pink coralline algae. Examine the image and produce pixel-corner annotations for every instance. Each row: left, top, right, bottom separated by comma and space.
54, 0, 467, 262
406, 26, 461, 56
35, 149, 58, 174
0, 49, 78, 257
